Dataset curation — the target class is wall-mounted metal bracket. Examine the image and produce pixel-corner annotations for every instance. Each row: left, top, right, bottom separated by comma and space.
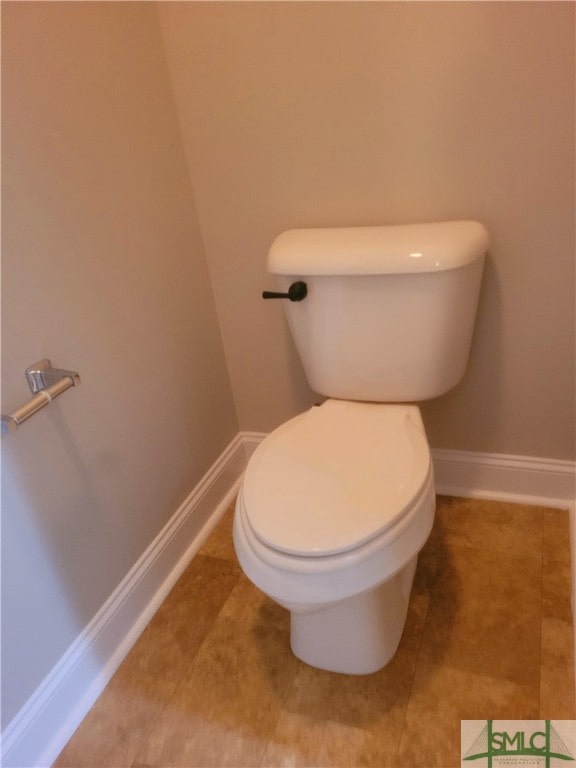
25, 358, 81, 394
1, 358, 81, 435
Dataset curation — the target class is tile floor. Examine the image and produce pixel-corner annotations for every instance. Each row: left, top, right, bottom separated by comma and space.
55, 496, 575, 767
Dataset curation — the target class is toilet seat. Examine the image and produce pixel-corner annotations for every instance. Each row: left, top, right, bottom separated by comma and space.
234, 463, 435, 606
243, 400, 431, 558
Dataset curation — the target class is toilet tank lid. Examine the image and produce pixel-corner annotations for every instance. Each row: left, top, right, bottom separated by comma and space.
268, 220, 489, 275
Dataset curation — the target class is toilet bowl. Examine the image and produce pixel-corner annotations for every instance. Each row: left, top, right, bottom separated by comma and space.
233, 399, 436, 674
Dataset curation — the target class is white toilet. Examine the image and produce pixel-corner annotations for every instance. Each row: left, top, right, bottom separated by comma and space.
233, 220, 488, 675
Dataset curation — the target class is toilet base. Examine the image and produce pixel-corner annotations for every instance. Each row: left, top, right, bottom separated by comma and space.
289, 556, 417, 675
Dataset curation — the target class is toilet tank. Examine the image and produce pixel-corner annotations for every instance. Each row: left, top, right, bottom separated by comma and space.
267, 221, 488, 402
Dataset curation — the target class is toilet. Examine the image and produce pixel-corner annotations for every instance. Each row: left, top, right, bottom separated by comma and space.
233, 220, 488, 675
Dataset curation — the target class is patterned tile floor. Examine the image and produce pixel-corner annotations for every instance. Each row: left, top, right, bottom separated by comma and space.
55, 496, 575, 767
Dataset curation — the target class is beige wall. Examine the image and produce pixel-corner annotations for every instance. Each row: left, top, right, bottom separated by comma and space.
1, 2, 237, 725
158, 1, 575, 460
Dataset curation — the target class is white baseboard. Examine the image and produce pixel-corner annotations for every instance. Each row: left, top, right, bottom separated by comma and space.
3, 430, 574, 768
241, 431, 267, 458
431, 448, 575, 509
1, 434, 249, 768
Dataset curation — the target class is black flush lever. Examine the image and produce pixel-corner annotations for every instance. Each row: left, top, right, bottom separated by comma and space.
262, 281, 308, 302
